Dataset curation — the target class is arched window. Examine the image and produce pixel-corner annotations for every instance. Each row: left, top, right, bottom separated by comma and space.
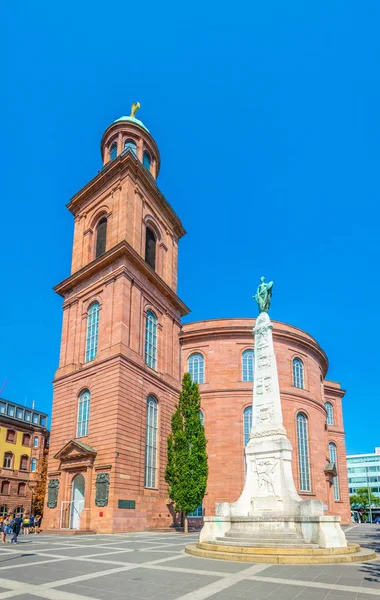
33, 436, 39, 447
145, 310, 157, 370
144, 396, 158, 488
18, 483, 26, 496
85, 302, 100, 363
325, 402, 334, 426
124, 139, 137, 156
6, 429, 16, 443
110, 143, 117, 160
293, 358, 305, 389
3, 452, 13, 469
77, 390, 90, 437
143, 151, 151, 171
31, 458, 37, 472
243, 406, 252, 447
95, 217, 107, 258
188, 353, 205, 384
329, 442, 340, 501
13, 506, 23, 518
145, 226, 156, 270
1, 481, 10, 495
20, 455, 29, 471
200, 411, 204, 426
296, 413, 311, 492
242, 350, 254, 382
22, 434, 31, 446
0, 505, 8, 516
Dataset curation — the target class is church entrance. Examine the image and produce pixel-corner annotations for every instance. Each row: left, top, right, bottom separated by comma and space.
70, 474, 85, 529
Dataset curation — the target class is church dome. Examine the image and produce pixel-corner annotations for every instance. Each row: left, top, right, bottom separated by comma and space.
113, 115, 149, 133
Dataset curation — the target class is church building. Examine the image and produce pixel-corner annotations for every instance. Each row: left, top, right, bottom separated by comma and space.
44, 110, 350, 532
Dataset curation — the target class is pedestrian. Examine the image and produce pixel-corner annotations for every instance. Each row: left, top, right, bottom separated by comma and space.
10, 516, 22, 544
0, 518, 5, 544
2, 517, 10, 544
34, 515, 41, 534
29, 514, 35, 534
22, 516, 30, 535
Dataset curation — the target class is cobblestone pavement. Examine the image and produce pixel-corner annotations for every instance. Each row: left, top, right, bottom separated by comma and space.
0, 524, 378, 599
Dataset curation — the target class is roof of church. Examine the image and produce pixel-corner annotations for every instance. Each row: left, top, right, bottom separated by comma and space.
113, 115, 149, 132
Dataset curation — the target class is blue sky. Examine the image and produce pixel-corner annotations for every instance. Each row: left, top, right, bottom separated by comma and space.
2, 1, 379, 454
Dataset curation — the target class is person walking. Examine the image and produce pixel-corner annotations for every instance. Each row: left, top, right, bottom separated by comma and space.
34, 515, 41, 534
10, 516, 22, 544
2, 518, 10, 544
0, 518, 5, 544
29, 515, 35, 534
22, 515, 30, 535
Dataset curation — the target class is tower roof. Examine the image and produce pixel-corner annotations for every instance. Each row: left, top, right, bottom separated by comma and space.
113, 115, 149, 133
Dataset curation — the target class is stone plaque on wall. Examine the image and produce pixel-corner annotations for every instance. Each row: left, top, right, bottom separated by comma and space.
47, 478, 59, 508
95, 472, 110, 507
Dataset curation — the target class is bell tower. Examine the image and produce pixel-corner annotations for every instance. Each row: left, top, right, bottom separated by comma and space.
44, 106, 189, 532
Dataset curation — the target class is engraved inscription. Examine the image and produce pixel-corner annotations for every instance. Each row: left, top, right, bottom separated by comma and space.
256, 402, 274, 423
255, 458, 278, 497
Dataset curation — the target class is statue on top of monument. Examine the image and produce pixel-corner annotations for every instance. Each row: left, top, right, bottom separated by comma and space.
254, 276, 274, 314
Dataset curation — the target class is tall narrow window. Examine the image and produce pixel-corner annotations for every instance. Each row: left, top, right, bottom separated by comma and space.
1, 481, 9, 495
200, 411, 204, 426
143, 151, 151, 171
144, 396, 158, 488
20, 455, 28, 471
110, 143, 117, 160
33, 436, 39, 447
85, 302, 100, 363
22, 434, 31, 446
145, 310, 157, 370
95, 218, 107, 258
243, 406, 252, 447
3, 453, 13, 469
325, 402, 334, 426
188, 353, 205, 384
329, 442, 340, 500
145, 227, 156, 270
31, 458, 37, 472
297, 413, 311, 492
6, 430, 15, 443
124, 139, 137, 156
77, 390, 90, 437
293, 358, 305, 389
242, 350, 254, 382
18, 483, 26, 496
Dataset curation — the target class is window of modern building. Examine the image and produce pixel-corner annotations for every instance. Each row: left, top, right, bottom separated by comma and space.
0, 402, 5, 414
6, 429, 16, 443
242, 350, 254, 382
85, 301, 100, 363
293, 358, 305, 389
329, 442, 340, 501
124, 139, 137, 156
33, 436, 39, 447
16, 408, 23, 419
3, 452, 13, 469
24, 411, 31, 422
243, 406, 252, 447
40, 416, 46, 427
0, 505, 8, 516
31, 458, 37, 472
144, 396, 158, 489
77, 390, 90, 437
1, 481, 10, 495
19, 455, 28, 471
13, 506, 23, 518
7, 404, 15, 417
110, 143, 117, 160
145, 227, 156, 270
145, 310, 157, 370
95, 217, 107, 258
32, 413, 39, 425
325, 402, 334, 426
22, 434, 31, 446
143, 151, 151, 171
188, 353, 205, 384
18, 483, 26, 496
188, 504, 203, 517
297, 412, 311, 492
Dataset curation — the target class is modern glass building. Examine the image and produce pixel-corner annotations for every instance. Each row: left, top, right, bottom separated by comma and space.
347, 448, 380, 497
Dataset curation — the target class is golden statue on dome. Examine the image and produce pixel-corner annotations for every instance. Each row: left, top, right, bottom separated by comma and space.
130, 102, 141, 117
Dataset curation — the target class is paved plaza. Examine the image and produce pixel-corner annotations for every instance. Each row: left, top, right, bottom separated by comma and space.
0, 524, 377, 599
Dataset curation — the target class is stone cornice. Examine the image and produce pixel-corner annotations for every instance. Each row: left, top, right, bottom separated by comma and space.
67, 152, 185, 239
54, 240, 190, 317
324, 380, 346, 398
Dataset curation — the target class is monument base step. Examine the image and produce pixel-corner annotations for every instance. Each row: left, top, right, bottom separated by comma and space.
41, 529, 97, 535
185, 542, 377, 564
215, 538, 318, 548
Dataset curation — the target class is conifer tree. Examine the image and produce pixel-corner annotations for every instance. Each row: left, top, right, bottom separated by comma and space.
165, 373, 208, 533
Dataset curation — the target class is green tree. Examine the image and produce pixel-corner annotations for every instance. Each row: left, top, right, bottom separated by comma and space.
32, 449, 48, 516
165, 373, 208, 533
350, 487, 380, 521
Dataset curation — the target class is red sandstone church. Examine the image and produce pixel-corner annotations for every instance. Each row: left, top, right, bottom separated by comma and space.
44, 110, 351, 532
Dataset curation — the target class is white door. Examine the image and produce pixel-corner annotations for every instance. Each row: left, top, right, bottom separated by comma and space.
70, 474, 85, 529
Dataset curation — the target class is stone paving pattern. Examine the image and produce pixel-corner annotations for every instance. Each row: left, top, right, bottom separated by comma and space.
0, 524, 377, 599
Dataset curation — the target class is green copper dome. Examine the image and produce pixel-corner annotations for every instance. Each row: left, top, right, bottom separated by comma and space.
113, 115, 149, 133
